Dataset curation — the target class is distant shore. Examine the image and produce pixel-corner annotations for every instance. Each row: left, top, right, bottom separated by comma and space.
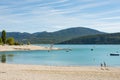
0, 63, 120, 80
0, 45, 60, 52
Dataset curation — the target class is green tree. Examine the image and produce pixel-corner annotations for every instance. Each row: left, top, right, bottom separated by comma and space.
27, 41, 30, 45
0, 38, 3, 45
6, 37, 15, 45
14, 41, 20, 45
1, 30, 6, 44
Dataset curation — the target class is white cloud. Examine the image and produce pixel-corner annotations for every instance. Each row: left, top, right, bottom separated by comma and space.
0, 0, 120, 33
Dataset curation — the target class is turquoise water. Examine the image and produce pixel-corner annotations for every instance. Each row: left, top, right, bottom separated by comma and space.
0, 45, 120, 66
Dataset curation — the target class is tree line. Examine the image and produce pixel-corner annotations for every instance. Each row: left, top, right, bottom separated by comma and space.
0, 30, 20, 45
59, 33, 120, 44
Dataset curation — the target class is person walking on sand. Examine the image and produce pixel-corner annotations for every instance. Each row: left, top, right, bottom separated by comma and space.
104, 62, 106, 67
100, 63, 103, 70
104, 62, 106, 68
104, 62, 108, 70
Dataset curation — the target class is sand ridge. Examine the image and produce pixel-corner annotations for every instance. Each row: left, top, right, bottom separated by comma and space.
0, 45, 60, 52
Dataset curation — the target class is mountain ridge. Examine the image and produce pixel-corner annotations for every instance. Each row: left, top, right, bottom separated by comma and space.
0, 27, 104, 44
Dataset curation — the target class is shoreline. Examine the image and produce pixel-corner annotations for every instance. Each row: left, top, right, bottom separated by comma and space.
0, 63, 120, 80
3, 63, 120, 68
2, 63, 120, 68
0, 45, 61, 52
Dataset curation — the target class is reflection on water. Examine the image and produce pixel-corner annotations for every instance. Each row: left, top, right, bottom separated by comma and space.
0, 54, 6, 63
0, 53, 14, 63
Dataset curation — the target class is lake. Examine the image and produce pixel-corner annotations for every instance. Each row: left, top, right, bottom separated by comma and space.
0, 45, 120, 67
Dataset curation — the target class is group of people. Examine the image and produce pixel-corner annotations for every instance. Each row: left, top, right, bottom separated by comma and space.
100, 62, 108, 70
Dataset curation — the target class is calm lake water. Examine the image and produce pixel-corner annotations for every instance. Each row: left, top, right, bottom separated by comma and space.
0, 45, 120, 66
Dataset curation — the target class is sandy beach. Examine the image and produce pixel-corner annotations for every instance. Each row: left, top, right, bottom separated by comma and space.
0, 63, 120, 80
0, 45, 60, 52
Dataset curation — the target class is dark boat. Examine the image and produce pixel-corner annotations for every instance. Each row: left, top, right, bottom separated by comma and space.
110, 53, 120, 56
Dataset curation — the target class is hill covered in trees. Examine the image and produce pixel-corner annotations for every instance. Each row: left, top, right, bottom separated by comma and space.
60, 33, 120, 44
0, 27, 104, 44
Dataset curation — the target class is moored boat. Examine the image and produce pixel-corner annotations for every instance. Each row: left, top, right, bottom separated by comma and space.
110, 53, 120, 56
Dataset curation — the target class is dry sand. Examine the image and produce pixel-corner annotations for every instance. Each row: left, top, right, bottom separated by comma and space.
0, 45, 60, 52
0, 63, 120, 80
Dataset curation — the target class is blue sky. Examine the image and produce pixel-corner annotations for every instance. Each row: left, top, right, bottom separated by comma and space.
0, 0, 120, 33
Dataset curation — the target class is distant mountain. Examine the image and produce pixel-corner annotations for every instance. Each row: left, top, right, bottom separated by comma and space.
60, 33, 120, 44
0, 27, 104, 44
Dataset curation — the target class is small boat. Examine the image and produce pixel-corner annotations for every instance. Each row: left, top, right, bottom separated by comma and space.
110, 53, 120, 56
